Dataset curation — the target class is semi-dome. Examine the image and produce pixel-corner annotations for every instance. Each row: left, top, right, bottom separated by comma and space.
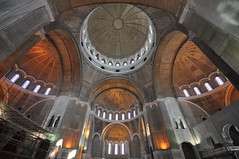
80, 3, 156, 73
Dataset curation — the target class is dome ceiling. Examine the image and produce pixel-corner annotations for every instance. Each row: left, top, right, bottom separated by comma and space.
17, 39, 62, 85
104, 125, 130, 141
94, 88, 138, 111
81, 3, 155, 73
87, 3, 149, 59
173, 41, 217, 87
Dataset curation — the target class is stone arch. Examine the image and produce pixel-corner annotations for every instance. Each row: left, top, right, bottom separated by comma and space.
55, 0, 187, 18
225, 84, 239, 106
131, 135, 141, 158
89, 78, 145, 111
153, 31, 188, 98
181, 142, 197, 159
102, 123, 131, 157
222, 124, 239, 146
102, 123, 131, 142
91, 134, 102, 157
23, 98, 55, 125
43, 22, 82, 97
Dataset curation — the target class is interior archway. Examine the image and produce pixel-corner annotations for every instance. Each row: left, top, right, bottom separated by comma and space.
181, 142, 197, 159
229, 125, 239, 146
89, 78, 145, 111
44, 22, 82, 97
153, 31, 188, 97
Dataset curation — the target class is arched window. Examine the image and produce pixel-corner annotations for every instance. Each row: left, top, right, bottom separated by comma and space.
10, 74, 20, 83
47, 115, 55, 127
193, 87, 201, 95
121, 142, 125, 155
44, 87, 51, 95
103, 112, 106, 118
115, 113, 118, 120
53, 116, 60, 127
21, 80, 30, 89
109, 113, 112, 120
180, 119, 185, 129
128, 112, 131, 119
101, 59, 106, 64
133, 110, 136, 117
122, 113, 125, 120
115, 143, 118, 155
97, 109, 101, 116
204, 82, 213, 91
183, 89, 190, 97
108, 142, 112, 154
215, 76, 224, 86
33, 85, 41, 93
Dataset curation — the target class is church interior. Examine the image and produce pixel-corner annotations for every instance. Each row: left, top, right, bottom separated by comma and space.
1, 0, 239, 159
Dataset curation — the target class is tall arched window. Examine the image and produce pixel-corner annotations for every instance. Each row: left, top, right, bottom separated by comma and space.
133, 110, 136, 117
21, 80, 30, 89
53, 116, 60, 127
109, 113, 112, 120
183, 89, 190, 97
128, 112, 131, 119
115, 143, 118, 155
97, 109, 101, 116
33, 85, 41, 93
215, 76, 224, 86
103, 112, 106, 118
122, 113, 125, 120
108, 142, 112, 154
193, 87, 201, 95
121, 142, 125, 155
204, 82, 213, 91
44, 87, 51, 95
10, 74, 20, 83
115, 113, 118, 120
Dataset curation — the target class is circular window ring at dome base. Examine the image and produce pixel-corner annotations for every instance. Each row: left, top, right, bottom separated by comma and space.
80, 3, 156, 74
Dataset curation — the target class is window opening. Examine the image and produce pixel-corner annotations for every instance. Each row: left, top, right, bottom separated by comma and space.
193, 87, 201, 95
133, 110, 136, 117
204, 82, 213, 91
103, 112, 106, 118
128, 112, 131, 119
53, 116, 60, 127
215, 76, 224, 86
108, 142, 112, 154
44, 87, 51, 95
121, 142, 125, 155
10, 74, 20, 83
122, 113, 125, 120
109, 113, 112, 120
115, 143, 118, 155
21, 80, 30, 89
183, 89, 190, 97
33, 85, 41, 93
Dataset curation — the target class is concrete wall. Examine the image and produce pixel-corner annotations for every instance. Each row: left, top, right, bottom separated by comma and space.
0, 0, 53, 62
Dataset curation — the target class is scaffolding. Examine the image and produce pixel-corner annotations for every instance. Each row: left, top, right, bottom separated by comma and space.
0, 101, 51, 159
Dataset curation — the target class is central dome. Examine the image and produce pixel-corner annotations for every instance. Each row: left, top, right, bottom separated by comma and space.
81, 3, 155, 73
87, 3, 150, 59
